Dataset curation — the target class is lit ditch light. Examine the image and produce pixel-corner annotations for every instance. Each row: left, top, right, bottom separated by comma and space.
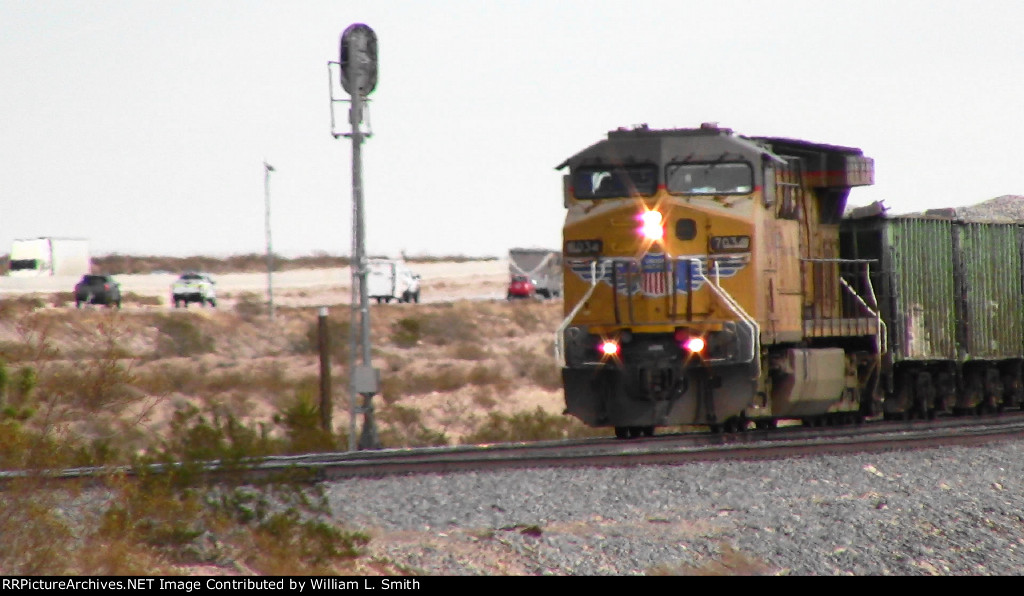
675, 328, 706, 354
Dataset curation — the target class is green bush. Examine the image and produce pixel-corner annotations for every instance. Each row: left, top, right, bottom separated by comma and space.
273, 391, 341, 454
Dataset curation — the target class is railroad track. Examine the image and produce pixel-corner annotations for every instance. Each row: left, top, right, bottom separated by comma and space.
6, 412, 1024, 485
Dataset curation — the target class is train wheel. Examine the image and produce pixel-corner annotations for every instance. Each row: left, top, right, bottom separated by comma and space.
614, 427, 630, 439
641, 426, 655, 437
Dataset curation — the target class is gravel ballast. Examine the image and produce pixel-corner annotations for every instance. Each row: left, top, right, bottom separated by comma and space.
325, 439, 1024, 575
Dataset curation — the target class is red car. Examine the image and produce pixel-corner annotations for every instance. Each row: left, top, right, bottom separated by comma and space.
506, 275, 535, 299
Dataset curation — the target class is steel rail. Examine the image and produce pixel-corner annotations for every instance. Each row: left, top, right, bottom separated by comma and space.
5, 413, 1024, 485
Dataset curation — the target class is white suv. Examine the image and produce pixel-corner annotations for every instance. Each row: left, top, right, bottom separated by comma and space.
171, 272, 217, 308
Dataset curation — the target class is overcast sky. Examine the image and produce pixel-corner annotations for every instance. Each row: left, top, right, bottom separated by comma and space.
2, 0, 1022, 259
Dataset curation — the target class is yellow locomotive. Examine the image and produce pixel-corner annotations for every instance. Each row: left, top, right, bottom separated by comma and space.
556, 123, 878, 438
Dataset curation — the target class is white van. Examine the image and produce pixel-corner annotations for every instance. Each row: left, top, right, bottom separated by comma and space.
365, 259, 421, 304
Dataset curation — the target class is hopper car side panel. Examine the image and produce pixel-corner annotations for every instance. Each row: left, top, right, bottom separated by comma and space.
841, 212, 1024, 416
841, 217, 958, 362
958, 222, 1024, 361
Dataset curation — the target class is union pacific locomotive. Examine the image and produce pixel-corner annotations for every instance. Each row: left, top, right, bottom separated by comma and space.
556, 123, 1024, 438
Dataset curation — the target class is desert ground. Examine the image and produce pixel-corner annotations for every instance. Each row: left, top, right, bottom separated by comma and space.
0, 258, 576, 452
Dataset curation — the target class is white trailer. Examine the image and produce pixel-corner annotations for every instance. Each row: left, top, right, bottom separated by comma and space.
508, 248, 562, 298
365, 259, 421, 304
7, 237, 91, 277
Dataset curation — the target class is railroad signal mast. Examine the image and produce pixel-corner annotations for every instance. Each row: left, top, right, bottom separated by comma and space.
331, 23, 381, 451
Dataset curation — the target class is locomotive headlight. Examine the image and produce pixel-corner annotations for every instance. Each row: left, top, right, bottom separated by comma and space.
599, 340, 620, 356
639, 210, 664, 240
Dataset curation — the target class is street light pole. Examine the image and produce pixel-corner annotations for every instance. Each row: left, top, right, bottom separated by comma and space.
264, 161, 276, 320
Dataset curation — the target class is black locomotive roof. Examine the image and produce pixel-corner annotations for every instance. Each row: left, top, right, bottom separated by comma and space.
556, 123, 867, 170
750, 135, 866, 157
555, 123, 769, 170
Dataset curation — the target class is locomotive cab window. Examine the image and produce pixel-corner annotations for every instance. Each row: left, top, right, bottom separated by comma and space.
572, 165, 657, 199
666, 162, 753, 195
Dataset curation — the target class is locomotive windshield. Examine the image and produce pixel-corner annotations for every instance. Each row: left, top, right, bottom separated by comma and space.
666, 162, 753, 195
573, 165, 657, 199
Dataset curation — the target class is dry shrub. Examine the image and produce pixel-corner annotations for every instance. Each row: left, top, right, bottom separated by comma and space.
41, 360, 137, 413
0, 486, 75, 574
77, 531, 172, 575
123, 292, 162, 307
460, 406, 600, 444
467, 363, 509, 389
87, 474, 368, 575
378, 374, 406, 405
389, 316, 422, 348
244, 512, 370, 575
52, 292, 74, 308
0, 341, 38, 363
470, 386, 498, 409
233, 291, 265, 320
134, 361, 302, 405
34, 316, 142, 414
301, 316, 351, 363
383, 353, 409, 373
0, 312, 60, 363
133, 362, 199, 395
448, 341, 492, 361
508, 346, 561, 390
0, 364, 38, 408
377, 404, 449, 448
414, 366, 468, 393
0, 296, 47, 320
389, 307, 480, 348
151, 314, 215, 357
649, 542, 776, 576
190, 362, 293, 397
509, 302, 546, 331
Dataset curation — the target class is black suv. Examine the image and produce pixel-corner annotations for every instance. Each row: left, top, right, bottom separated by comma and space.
74, 274, 122, 308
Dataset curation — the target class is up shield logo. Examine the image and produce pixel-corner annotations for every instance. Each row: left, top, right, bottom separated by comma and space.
569, 253, 748, 297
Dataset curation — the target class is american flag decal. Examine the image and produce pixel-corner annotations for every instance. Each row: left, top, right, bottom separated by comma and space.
568, 253, 748, 296
641, 253, 668, 296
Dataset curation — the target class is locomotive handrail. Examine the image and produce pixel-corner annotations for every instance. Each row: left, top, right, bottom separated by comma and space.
691, 258, 761, 380
800, 257, 886, 356
839, 276, 888, 356
555, 260, 611, 368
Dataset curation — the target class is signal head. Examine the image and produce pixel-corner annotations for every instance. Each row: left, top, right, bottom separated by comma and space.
340, 23, 378, 96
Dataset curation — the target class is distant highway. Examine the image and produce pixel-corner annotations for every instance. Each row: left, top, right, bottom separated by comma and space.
0, 260, 511, 307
